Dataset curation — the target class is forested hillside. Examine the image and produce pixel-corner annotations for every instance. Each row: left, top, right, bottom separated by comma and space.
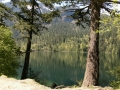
15, 15, 120, 54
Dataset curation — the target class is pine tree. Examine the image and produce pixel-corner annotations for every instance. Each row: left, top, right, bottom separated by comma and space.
52, 0, 120, 87
11, 0, 60, 79
82, 0, 120, 87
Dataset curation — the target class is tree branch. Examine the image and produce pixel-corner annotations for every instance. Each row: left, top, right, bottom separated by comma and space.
102, 4, 112, 13
65, 5, 89, 12
107, 0, 120, 4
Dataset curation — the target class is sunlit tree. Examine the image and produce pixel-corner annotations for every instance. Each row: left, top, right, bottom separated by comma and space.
0, 26, 19, 77
51, 0, 120, 87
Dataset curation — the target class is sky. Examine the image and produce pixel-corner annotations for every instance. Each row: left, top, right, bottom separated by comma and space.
1, 0, 120, 13
0, 0, 10, 3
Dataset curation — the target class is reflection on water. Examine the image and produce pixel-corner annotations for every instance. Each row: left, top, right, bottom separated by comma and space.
18, 52, 120, 87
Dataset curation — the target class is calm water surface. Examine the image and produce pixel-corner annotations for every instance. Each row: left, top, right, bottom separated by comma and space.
18, 52, 120, 87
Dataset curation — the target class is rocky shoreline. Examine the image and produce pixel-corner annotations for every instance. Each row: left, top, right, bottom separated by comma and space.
0, 75, 115, 90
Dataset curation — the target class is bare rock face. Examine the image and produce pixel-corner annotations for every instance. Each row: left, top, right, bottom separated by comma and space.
0, 75, 114, 90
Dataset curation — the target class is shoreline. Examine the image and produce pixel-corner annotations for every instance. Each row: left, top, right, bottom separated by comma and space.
0, 75, 114, 90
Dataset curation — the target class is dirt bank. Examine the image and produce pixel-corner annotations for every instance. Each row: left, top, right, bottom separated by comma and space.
0, 75, 114, 90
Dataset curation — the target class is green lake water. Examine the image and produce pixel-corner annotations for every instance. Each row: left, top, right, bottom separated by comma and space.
17, 52, 120, 87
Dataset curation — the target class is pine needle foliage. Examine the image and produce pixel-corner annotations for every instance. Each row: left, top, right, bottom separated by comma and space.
11, 0, 61, 79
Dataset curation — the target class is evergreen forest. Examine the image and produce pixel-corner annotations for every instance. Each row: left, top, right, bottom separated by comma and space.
16, 16, 120, 54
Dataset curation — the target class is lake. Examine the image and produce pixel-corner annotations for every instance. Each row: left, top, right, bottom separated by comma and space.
17, 52, 120, 87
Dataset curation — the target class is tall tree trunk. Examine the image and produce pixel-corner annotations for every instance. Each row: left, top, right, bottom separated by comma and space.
21, 30, 32, 79
21, 0, 35, 79
82, 0, 100, 87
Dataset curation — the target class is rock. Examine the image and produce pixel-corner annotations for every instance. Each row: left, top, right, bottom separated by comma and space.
51, 83, 57, 89
55, 85, 65, 89
51, 83, 65, 89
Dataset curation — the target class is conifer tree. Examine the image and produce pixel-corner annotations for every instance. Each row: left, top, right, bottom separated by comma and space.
52, 0, 120, 87
11, 0, 60, 79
